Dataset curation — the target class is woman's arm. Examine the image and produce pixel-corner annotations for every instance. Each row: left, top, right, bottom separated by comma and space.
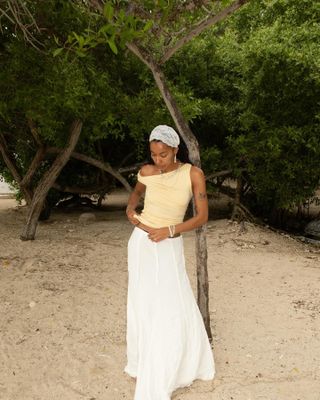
126, 181, 146, 225
147, 166, 208, 241
174, 166, 208, 234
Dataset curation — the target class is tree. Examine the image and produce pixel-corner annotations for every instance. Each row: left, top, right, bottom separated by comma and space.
0, 2, 136, 238
0, 0, 250, 337
226, 0, 320, 224
64, 0, 250, 339
161, 0, 320, 226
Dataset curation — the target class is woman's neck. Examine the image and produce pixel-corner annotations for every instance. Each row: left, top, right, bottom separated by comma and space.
158, 161, 181, 174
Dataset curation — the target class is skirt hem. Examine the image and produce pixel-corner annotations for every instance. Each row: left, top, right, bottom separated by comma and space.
123, 366, 216, 391
171, 370, 216, 393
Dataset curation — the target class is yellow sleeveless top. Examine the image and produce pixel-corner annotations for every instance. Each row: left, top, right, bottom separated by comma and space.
135, 163, 193, 228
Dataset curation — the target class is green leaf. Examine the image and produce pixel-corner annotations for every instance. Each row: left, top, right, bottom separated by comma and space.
53, 35, 60, 46
103, 3, 114, 21
78, 35, 85, 48
75, 49, 86, 58
143, 20, 154, 32
73, 32, 81, 42
107, 38, 118, 54
53, 48, 64, 57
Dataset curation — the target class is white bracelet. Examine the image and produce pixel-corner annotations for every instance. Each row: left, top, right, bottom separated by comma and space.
168, 225, 175, 238
172, 225, 176, 237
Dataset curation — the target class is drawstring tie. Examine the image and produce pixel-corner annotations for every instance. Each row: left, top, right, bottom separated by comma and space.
153, 242, 160, 286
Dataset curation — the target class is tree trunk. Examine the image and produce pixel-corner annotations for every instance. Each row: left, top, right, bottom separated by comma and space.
115, 0, 249, 343
20, 146, 46, 188
0, 134, 33, 204
231, 174, 242, 220
195, 221, 211, 339
20, 119, 82, 241
149, 61, 212, 340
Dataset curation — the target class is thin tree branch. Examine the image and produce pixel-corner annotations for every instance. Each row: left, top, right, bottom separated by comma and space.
161, 0, 249, 64
126, 41, 154, 69
86, 0, 104, 12
0, 7, 16, 25
0, 0, 44, 50
27, 117, 43, 146
205, 169, 232, 180
205, 168, 247, 181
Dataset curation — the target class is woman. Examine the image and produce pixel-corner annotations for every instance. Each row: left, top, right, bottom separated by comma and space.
124, 125, 215, 400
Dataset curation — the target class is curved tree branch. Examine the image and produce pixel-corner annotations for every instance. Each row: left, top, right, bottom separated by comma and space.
52, 182, 109, 195
46, 147, 132, 193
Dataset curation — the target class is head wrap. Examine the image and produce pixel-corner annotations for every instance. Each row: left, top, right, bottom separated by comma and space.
149, 125, 180, 148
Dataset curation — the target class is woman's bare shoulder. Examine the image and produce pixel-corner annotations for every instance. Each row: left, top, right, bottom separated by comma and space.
190, 165, 205, 179
139, 164, 157, 177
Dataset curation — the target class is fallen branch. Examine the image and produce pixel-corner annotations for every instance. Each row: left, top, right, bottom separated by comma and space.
206, 169, 232, 180
52, 182, 109, 195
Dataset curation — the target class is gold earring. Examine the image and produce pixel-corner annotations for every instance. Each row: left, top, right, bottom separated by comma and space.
174, 154, 177, 163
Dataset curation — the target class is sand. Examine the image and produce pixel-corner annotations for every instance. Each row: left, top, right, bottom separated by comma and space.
0, 191, 320, 400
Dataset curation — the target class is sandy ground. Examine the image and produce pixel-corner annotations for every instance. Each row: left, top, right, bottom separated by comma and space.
0, 191, 320, 400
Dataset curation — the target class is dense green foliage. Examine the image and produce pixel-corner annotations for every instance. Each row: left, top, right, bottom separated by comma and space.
0, 0, 319, 224
166, 0, 320, 216
0, 1, 168, 197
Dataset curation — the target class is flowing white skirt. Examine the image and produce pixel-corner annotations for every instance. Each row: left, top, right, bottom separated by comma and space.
124, 227, 215, 400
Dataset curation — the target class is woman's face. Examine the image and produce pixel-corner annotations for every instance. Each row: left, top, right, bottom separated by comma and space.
150, 141, 177, 170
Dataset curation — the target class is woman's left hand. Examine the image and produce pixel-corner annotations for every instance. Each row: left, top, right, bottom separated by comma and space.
148, 227, 170, 242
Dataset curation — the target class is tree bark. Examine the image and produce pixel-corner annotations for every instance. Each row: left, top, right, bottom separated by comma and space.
20, 119, 82, 241
195, 222, 211, 335
231, 174, 242, 220
27, 117, 43, 147
0, 133, 33, 204
20, 146, 46, 188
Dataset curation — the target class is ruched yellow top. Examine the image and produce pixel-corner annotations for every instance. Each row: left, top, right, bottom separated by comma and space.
135, 163, 193, 228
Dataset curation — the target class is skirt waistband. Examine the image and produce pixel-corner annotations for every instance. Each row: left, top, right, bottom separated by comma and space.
136, 225, 181, 238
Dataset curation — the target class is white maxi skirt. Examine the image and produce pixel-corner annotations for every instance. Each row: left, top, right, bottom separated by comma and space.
124, 227, 215, 400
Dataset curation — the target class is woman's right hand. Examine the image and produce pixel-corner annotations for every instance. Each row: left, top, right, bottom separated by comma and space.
126, 208, 141, 226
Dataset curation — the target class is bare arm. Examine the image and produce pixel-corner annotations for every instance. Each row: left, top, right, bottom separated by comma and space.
126, 181, 145, 225
174, 166, 208, 234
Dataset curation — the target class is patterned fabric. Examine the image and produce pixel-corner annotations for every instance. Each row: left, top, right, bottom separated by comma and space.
149, 125, 180, 148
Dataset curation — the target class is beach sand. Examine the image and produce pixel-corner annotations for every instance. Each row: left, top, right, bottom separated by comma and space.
0, 191, 319, 400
